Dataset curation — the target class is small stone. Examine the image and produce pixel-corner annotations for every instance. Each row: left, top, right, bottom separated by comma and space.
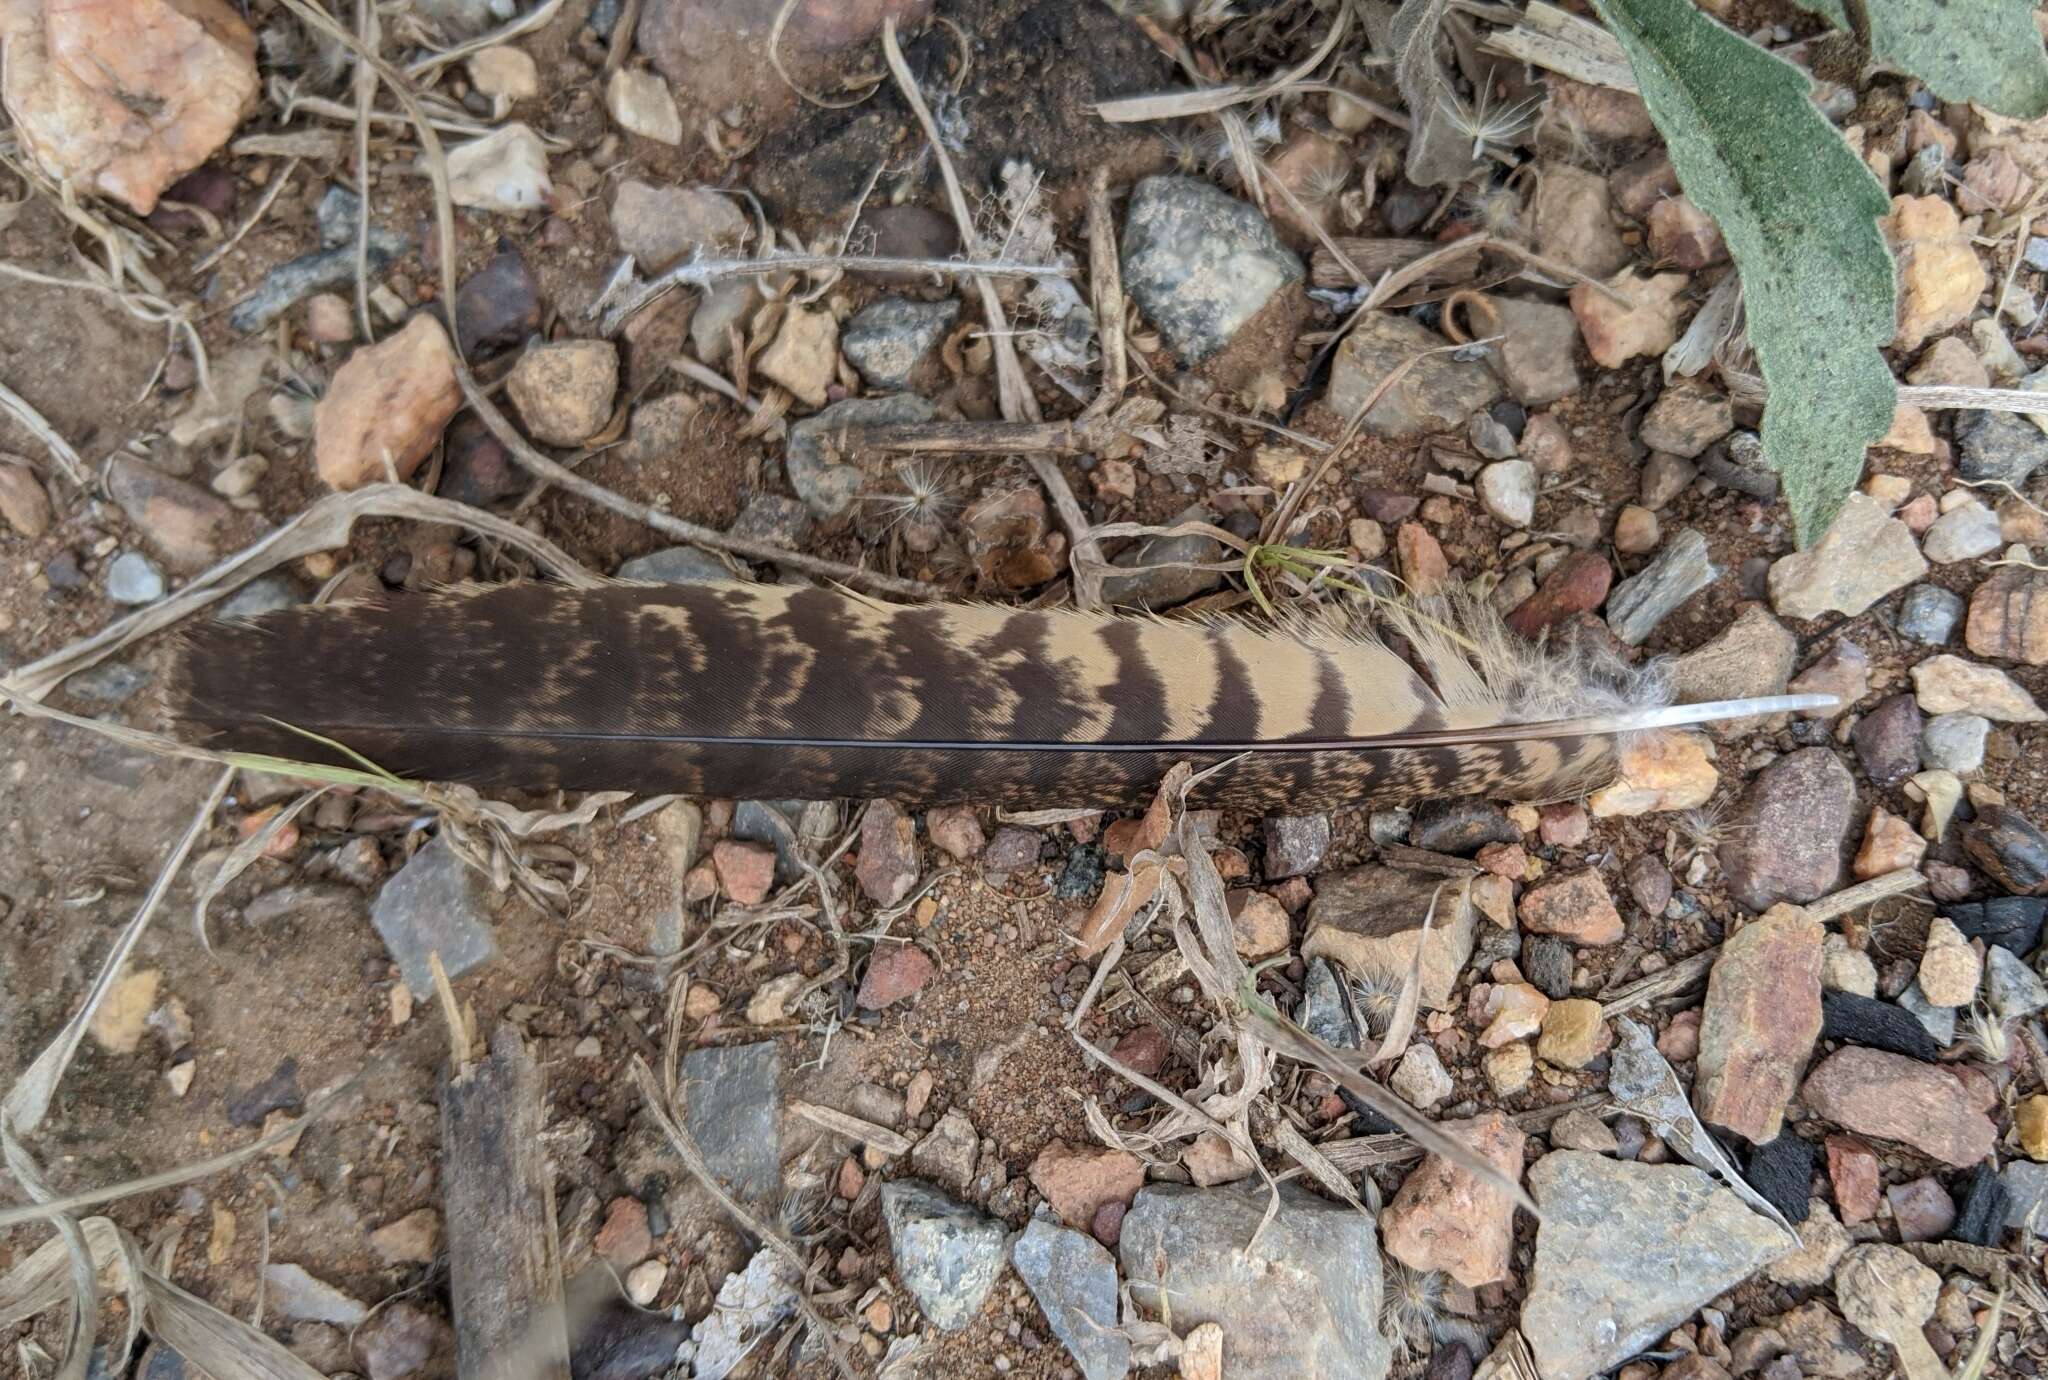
0, 462, 52, 536
1607, 528, 1715, 644
1304, 868, 1478, 1009
841, 297, 957, 390
1537, 998, 1610, 1069
1480, 983, 1551, 1048
1800, 1046, 1996, 1166
265, 1263, 368, 1326
1410, 798, 1518, 854
1986, 944, 2048, 1018
1885, 1175, 1956, 1242
1009, 1219, 1129, 1380
610, 180, 748, 273
1820, 990, 1941, 1061
445, 123, 552, 213
756, 305, 839, 409
1523, 934, 1575, 999
857, 945, 935, 1010
1121, 176, 1303, 365
1506, 551, 1612, 638
1916, 915, 1981, 1007
1898, 585, 1964, 645
605, 67, 681, 143
1719, 748, 1856, 913
1887, 194, 1989, 351
1534, 165, 1630, 277
1853, 807, 1927, 879
853, 799, 920, 906
1537, 803, 1589, 849
453, 245, 541, 359
1646, 195, 1725, 268
105, 454, 232, 572
86, 969, 158, 1054
1640, 380, 1733, 459
1823, 1136, 1883, 1227
880, 1180, 1006, 1332
106, 551, 165, 605
1671, 604, 1797, 737
1227, 890, 1291, 959
1570, 268, 1689, 368
1589, 729, 1720, 818
1391, 1043, 1453, 1108
1944, 896, 2046, 953
467, 45, 538, 107
711, 840, 777, 905
1519, 868, 1625, 946
1488, 297, 1583, 407
369, 1209, 440, 1266
1551, 1108, 1619, 1153
1911, 336, 1988, 389
1914, 653, 2044, 721
1612, 505, 1659, 555
1262, 813, 1330, 878
1610, 151, 1680, 217
1098, 501, 1224, 610
1657, 1010, 1702, 1062
1331, 313, 1503, 437
1693, 905, 1823, 1143
910, 1108, 979, 1195
1852, 694, 1924, 785
1765, 1199, 1848, 1287
1922, 712, 1990, 772
304, 292, 353, 343
507, 339, 618, 447
1182, 1132, 1255, 1186
1956, 409, 2048, 490
1638, 452, 1696, 510
1768, 493, 1928, 619
624, 1259, 668, 1307
1920, 502, 2002, 563
1027, 1140, 1144, 1231
2018, 1096, 2048, 1160
1483, 1042, 1534, 1095
616, 544, 732, 585
1477, 459, 1536, 528
371, 836, 497, 998
1381, 1111, 1525, 1287
1822, 935, 1878, 998
1788, 641, 1869, 718
925, 806, 984, 863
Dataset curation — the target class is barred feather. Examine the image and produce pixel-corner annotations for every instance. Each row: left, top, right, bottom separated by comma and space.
167, 581, 1825, 810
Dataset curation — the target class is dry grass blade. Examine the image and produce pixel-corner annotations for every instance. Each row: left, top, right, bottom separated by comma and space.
0, 483, 598, 703
790, 1099, 913, 1155
1484, 0, 1637, 90
3, 768, 230, 1136
1271, 1119, 1369, 1213
352, 0, 379, 342
139, 1264, 326, 1380
0, 378, 90, 489
1365, 886, 1436, 1068
404, 0, 566, 79
1093, 2, 1350, 122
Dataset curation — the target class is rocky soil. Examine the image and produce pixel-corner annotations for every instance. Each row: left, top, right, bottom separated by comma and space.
3, 0, 2048, 1378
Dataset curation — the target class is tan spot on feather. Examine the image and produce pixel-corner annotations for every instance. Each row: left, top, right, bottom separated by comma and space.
1037, 609, 1117, 740
1221, 625, 1323, 740
1137, 620, 1222, 740
1324, 638, 1432, 735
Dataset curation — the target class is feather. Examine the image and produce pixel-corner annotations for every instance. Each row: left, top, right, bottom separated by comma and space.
166, 580, 1829, 809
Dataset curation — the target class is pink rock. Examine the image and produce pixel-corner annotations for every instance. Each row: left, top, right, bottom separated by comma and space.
1475, 842, 1528, 880
1569, 269, 1689, 368
925, 805, 985, 863
1380, 1110, 1525, 1287
1646, 195, 1726, 269
1826, 1136, 1881, 1224
1801, 1048, 1997, 1168
1028, 1139, 1145, 1231
313, 316, 462, 491
1517, 869, 1625, 946
595, 1196, 651, 1268
1090, 1199, 1126, 1249
1507, 551, 1612, 639
1693, 904, 1823, 1144
854, 799, 919, 906
856, 944, 935, 1010
1537, 803, 1589, 848
1109, 1025, 1169, 1079
1886, 1175, 1955, 1242
711, 839, 777, 905
1657, 1008, 1701, 1063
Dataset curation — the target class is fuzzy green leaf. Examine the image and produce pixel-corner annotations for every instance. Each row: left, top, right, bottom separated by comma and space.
1589, 0, 1896, 543
1797, 0, 2048, 117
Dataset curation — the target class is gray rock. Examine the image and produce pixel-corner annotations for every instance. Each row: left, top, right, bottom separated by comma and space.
1100, 503, 1225, 611
315, 185, 366, 246
1368, 808, 1412, 846
1263, 813, 1330, 879
264, 1263, 368, 1326
1477, 459, 1536, 528
1330, 312, 1504, 438
1898, 585, 1963, 645
690, 278, 759, 364
1120, 176, 1302, 364
786, 394, 934, 520
727, 494, 811, 548
681, 1042, 782, 1213
1522, 1152, 1789, 1380
216, 575, 302, 621
229, 233, 407, 334
1767, 492, 1926, 620
1639, 452, 1697, 509
880, 1179, 1007, 1332
610, 180, 748, 273
1853, 694, 1924, 785
1987, 943, 2048, 1019
371, 835, 498, 998
1118, 1182, 1390, 1380
1922, 712, 1990, 772
1606, 528, 1714, 645
908, 1107, 979, 1195
1295, 958, 1358, 1047
1524, 934, 1574, 1000
1718, 748, 1855, 912
1486, 296, 1581, 407
1956, 407, 2048, 487
841, 297, 959, 390
63, 662, 148, 703
1670, 603, 1796, 738
1470, 413, 1519, 460
2028, 236, 2048, 273
1921, 503, 2002, 563
106, 551, 164, 605
1011, 1219, 1130, 1380
2004, 1161, 2048, 1234
354, 1302, 447, 1380
617, 545, 735, 584
1639, 381, 1733, 459
1896, 982, 1956, 1044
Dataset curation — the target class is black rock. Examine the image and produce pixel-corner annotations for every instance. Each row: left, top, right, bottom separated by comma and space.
436, 414, 523, 507
1943, 896, 2047, 955
454, 243, 542, 358
1383, 182, 1434, 236
1056, 843, 1106, 899
1820, 991, 1940, 1062
1951, 1162, 2010, 1247
148, 165, 237, 237
1427, 1343, 1475, 1380
1851, 694, 1923, 788
1523, 934, 1574, 1000
1956, 407, 2048, 488
1744, 1132, 1815, 1224
569, 1292, 692, 1380
226, 1057, 302, 1126
44, 549, 87, 590
1409, 798, 1518, 855
1963, 805, 2048, 896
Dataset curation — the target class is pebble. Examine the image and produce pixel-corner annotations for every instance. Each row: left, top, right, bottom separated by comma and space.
841, 297, 959, 390
265, 1263, 368, 1326
1823, 1136, 1882, 1225
1381, 1111, 1525, 1287
1916, 915, 1981, 1006
1955, 407, 2048, 488
1639, 380, 1733, 458
1410, 798, 1517, 854
1391, 1043, 1453, 1108
1607, 528, 1715, 644
858, 945, 935, 1010
1986, 944, 2048, 1018
371, 836, 498, 998
1764, 1198, 1847, 1287
1888, 195, 1988, 350
1788, 641, 1868, 718
1944, 896, 2046, 953
1487, 297, 1583, 406
1913, 653, 2044, 721
1521, 1152, 1790, 1380
368, 1209, 441, 1266
595, 1196, 652, 1268
1518, 868, 1625, 945
1850, 694, 1923, 786
881, 1180, 1006, 1332
682, 1042, 783, 1211
314, 316, 461, 490
1119, 1183, 1391, 1380
1505, 551, 1612, 638
1227, 891, 1290, 959
1646, 194, 1726, 268
1922, 712, 1990, 771
1479, 983, 1551, 1048
445, 123, 553, 213
1537, 998, 1611, 1069
925, 806, 985, 863
1262, 813, 1330, 878
624, 1259, 668, 1306
1028, 1140, 1144, 1235
1587, 728, 1718, 817
1694, 904, 1822, 1143
467, 45, 538, 107
105, 454, 233, 574
453, 246, 542, 358
1671, 604, 1796, 737
1476, 459, 1536, 528
506, 340, 618, 447
1331, 312, 1504, 438
1967, 564, 2048, 664
605, 68, 682, 143
610, 181, 748, 274
1120, 176, 1303, 364
1637, 452, 1697, 510
757, 305, 839, 409
1010, 1219, 1129, 1380
1550, 1108, 1618, 1154
982, 825, 1042, 873
1612, 505, 1659, 554
1897, 585, 1964, 645
617, 545, 733, 585
1570, 268, 1689, 367
1523, 934, 1575, 999
789, 394, 933, 521
711, 839, 777, 904
855, 798, 920, 905
1899, 977, 1957, 1044
1800, 1046, 1996, 1166
1767, 493, 1928, 619
1303, 866, 1479, 1009
354, 1302, 447, 1380
105, 551, 165, 605
1920, 502, 2002, 562
1963, 803, 2048, 893
1953, 1162, 2010, 1244
0, 462, 52, 537
1483, 1042, 1534, 1095
1718, 747, 1855, 912
909, 1108, 980, 1195
1886, 1176, 1956, 1243
1852, 806, 1926, 878
1099, 502, 1226, 610
2020, 1097, 2048, 1160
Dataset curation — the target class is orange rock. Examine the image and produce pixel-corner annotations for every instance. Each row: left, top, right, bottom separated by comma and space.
1, 0, 258, 214
1885, 195, 1989, 352
1693, 904, 1823, 1143
1027, 1139, 1144, 1230
1396, 521, 1449, 592
313, 316, 462, 491
1517, 868, 1624, 946
1569, 269, 1688, 368
1380, 1110, 1524, 1286
1853, 806, 1927, 879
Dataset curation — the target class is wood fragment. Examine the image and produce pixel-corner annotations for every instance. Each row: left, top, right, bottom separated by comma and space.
1484, 0, 1638, 91
833, 419, 1107, 455
789, 1099, 913, 1156
1309, 238, 1482, 291
440, 1024, 572, 1380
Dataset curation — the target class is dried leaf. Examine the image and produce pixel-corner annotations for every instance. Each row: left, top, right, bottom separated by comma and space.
1391, 0, 1477, 186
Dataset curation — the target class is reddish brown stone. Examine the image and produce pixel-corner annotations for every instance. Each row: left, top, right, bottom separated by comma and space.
856, 944, 935, 1010
1397, 522, 1449, 592
1538, 802, 1589, 848
1506, 551, 1613, 639
1966, 565, 2048, 665
925, 805, 985, 863
1029, 1139, 1145, 1230
710, 839, 776, 905
1801, 1048, 1997, 1168
836, 1156, 866, 1200
1517, 868, 1625, 946
1825, 1136, 1881, 1224
1110, 1024, 1169, 1078
1379, 1111, 1525, 1287
595, 1196, 652, 1268
1089, 1199, 1126, 1249
1657, 1007, 1701, 1062
854, 799, 919, 906
1693, 904, 1823, 1144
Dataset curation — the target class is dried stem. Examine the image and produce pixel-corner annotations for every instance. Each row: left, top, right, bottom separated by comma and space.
0, 378, 90, 488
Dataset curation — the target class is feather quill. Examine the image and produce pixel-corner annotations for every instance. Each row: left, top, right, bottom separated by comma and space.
166, 580, 1827, 809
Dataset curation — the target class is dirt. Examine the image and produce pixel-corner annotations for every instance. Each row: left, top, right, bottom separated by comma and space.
3, 0, 2048, 1377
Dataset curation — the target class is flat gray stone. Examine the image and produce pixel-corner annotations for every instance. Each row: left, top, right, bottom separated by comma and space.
1957, 407, 2048, 487
1099, 503, 1226, 611
263, 1263, 368, 1326
1987, 943, 2048, 1019
106, 551, 164, 605
842, 297, 958, 389
1121, 175, 1302, 364
682, 1042, 783, 1213
1767, 492, 1927, 620
1295, 958, 1357, 1047
1329, 312, 1503, 438
1522, 1152, 1788, 1380
1118, 1182, 1390, 1380
1011, 1218, 1130, 1380
371, 835, 498, 998
881, 1179, 1007, 1332
1898, 584, 1963, 645
786, 394, 933, 520
2004, 1161, 2048, 1234
617, 545, 735, 584
1607, 528, 1714, 645
1896, 982, 1956, 1043
1923, 711, 1991, 771
216, 575, 303, 621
